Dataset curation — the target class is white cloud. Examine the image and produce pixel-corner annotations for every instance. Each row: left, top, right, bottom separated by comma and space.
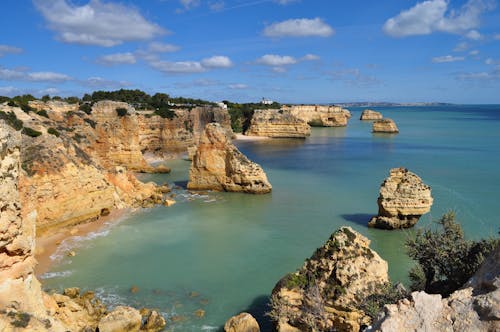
0, 86, 21, 96
263, 18, 334, 38
328, 68, 380, 87
97, 52, 136, 66
0, 67, 72, 82
0, 45, 23, 57
454, 42, 470, 51
274, 0, 300, 4
33, 0, 165, 46
150, 60, 206, 74
256, 54, 297, 66
432, 55, 465, 63
180, 0, 201, 10
209, 1, 225, 11
301, 54, 320, 61
465, 29, 482, 40
383, 0, 494, 37
201, 55, 233, 68
469, 50, 480, 55
228, 83, 248, 89
148, 42, 180, 53
83, 76, 131, 88
494, 34, 500, 40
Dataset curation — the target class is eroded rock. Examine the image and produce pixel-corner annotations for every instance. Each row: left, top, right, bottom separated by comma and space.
360, 109, 383, 120
98, 306, 142, 332
285, 105, 350, 127
224, 312, 260, 332
372, 118, 399, 133
245, 109, 311, 138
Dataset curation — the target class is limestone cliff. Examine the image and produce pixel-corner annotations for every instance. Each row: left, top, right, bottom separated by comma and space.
245, 109, 310, 138
371, 244, 500, 331
360, 109, 383, 120
270, 227, 389, 332
285, 105, 350, 127
188, 123, 272, 194
369, 168, 433, 229
372, 118, 399, 133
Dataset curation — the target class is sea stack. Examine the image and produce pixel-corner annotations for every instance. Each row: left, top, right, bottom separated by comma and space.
245, 109, 311, 138
270, 227, 389, 332
188, 123, 272, 194
360, 109, 383, 120
372, 118, 399, 133
369, 168, 433, 229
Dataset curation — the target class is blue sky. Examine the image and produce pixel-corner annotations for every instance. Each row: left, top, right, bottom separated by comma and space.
1, 0, 499, 103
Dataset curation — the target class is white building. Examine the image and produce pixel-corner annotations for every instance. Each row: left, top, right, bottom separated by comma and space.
216, 102, 228, 109
261, 98, 273, 105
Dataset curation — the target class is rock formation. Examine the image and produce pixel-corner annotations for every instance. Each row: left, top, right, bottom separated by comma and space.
270, 227, 389, 332
360, 109, 383, 120
245, 109, 311, 138
369, 168, 433, 229
188, 123, 272, 194
372, 118, 399, 133
285, 105, 350, 127
224, 312, 260, 332
370, 244, 500, 331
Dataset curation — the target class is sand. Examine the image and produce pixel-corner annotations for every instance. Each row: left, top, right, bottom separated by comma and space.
233, 133, 270, 141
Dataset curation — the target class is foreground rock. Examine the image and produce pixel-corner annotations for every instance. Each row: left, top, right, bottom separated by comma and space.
270, 227, 389, 332
188, 123, 272, 194
285, 105, 350, 127
360, 109, 383, 120
372, 118, 399, 133
98, 306, 142, 332
224, 312, 260, 332
370, 244, 500, 331
245, 109, 310, 138
369, 168, 433, 229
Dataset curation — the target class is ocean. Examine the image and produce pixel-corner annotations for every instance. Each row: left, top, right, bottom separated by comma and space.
41, 105, 500, 331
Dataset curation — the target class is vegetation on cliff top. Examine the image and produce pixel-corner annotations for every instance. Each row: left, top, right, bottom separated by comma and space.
223, 100, 281, 133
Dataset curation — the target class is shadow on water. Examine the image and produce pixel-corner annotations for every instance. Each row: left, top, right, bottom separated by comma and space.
341, 213, 373, 227
217, 295, 275, 332
173, 180, 188, 188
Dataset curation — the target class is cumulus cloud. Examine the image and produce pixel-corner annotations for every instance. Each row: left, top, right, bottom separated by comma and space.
301, 54, 320, 61
274, 0, 300, 4
263, 18, 334, 38
469, 50, 480, 55
494, 34, 500, 40
82, 76, 131, 88
148, 42, 180, 53
454, 42, 470, 51
33, 0, 165, 46
0, 45, 23, 57
96, 52, 136, 66
465, 29, 483, 40
201, 55, 233, 68
432, 55, 465, 63
383, 0, 494, 37
256, 54, 297, 66
150, 60, 205, 74
228, 83, 248, 89
179, 0, 201, 10
0, 67, 72, 82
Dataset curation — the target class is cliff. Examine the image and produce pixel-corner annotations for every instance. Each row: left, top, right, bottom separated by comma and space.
360, 109, 383, 120
245, 109, 311, 138
188, 123, 272, 194
270, 227, 389, 332
371, 244, 500, 331
372, 118, 399, 133
369, 168, 433, 229
285, 105, 350, 127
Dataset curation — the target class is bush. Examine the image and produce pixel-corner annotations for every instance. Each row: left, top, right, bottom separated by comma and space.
22, 127, 42, 138
406, 212, 498, 296
84, 118, 96, 129
0, 111, 23, 131
37, 109, 49, 118
359, 283, 408, 319
79, 103, 92, 114
47, 127, 60, 137
153, 107, 175, 119
7, 101, 17, 107
116, 107, 128, 117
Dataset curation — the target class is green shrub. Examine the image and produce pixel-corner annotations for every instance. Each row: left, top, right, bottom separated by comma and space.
0, 111, 23, 131
406, 212, 498, 296
84, 118, 96, 129
0, 96, 11, 103
11, 312, 31, 328
47, 127, 60, 137
79, 103, 92, 114
359, 283, 408, 319
22, 127, 42, 138
7, 101, 17, 107
116, 107, 128, 117
37, 109, 49, 118
153, 107, 175, 119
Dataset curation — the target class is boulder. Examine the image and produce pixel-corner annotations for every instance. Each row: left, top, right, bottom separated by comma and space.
372, 118, 399, 133
369, 168, 433, 229
270, 227, 389, 332
142, 310, 166, 332
188, 123, 272, 194
224, 312, 260, 332
245, 109, 311, 138
360, 109, 383, 120
98, 306, 142, 332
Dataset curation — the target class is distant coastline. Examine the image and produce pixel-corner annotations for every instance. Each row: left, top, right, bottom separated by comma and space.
334, 102, 454, 107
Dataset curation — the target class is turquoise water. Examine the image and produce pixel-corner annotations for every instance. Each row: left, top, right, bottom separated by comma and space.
41, 106, 500, 331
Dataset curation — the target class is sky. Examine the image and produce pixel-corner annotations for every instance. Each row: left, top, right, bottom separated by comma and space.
1, 0, 500, 104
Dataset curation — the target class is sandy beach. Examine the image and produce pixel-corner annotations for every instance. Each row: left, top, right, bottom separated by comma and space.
34, 208, 130, 277
233, 133, 270, 141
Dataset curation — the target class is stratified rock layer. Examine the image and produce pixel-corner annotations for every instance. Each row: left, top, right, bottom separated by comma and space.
371, 244, 500, 332
188, 123, 272, 194
369, 168, 433, 229
285, 105, 350, 127
372, 118, 399, 133
360, 109, 383, 120
270, 227, 389, 332
224, 312, 260, 332
246, 109, 310, 138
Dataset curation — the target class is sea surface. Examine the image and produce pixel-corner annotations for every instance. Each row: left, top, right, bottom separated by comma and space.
41, 105, 500, 331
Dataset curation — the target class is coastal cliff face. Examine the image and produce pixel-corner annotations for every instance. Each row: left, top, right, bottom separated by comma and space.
270, 227, 389, 332
188, 123, 272, 194
371, 244, 500, 331
137, 106, 233, 157
245, 109, 311, 138
369, 168, 433, 229
285, 105, 350, 127
372, 118, 399, 133
360, 109, 383, 120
